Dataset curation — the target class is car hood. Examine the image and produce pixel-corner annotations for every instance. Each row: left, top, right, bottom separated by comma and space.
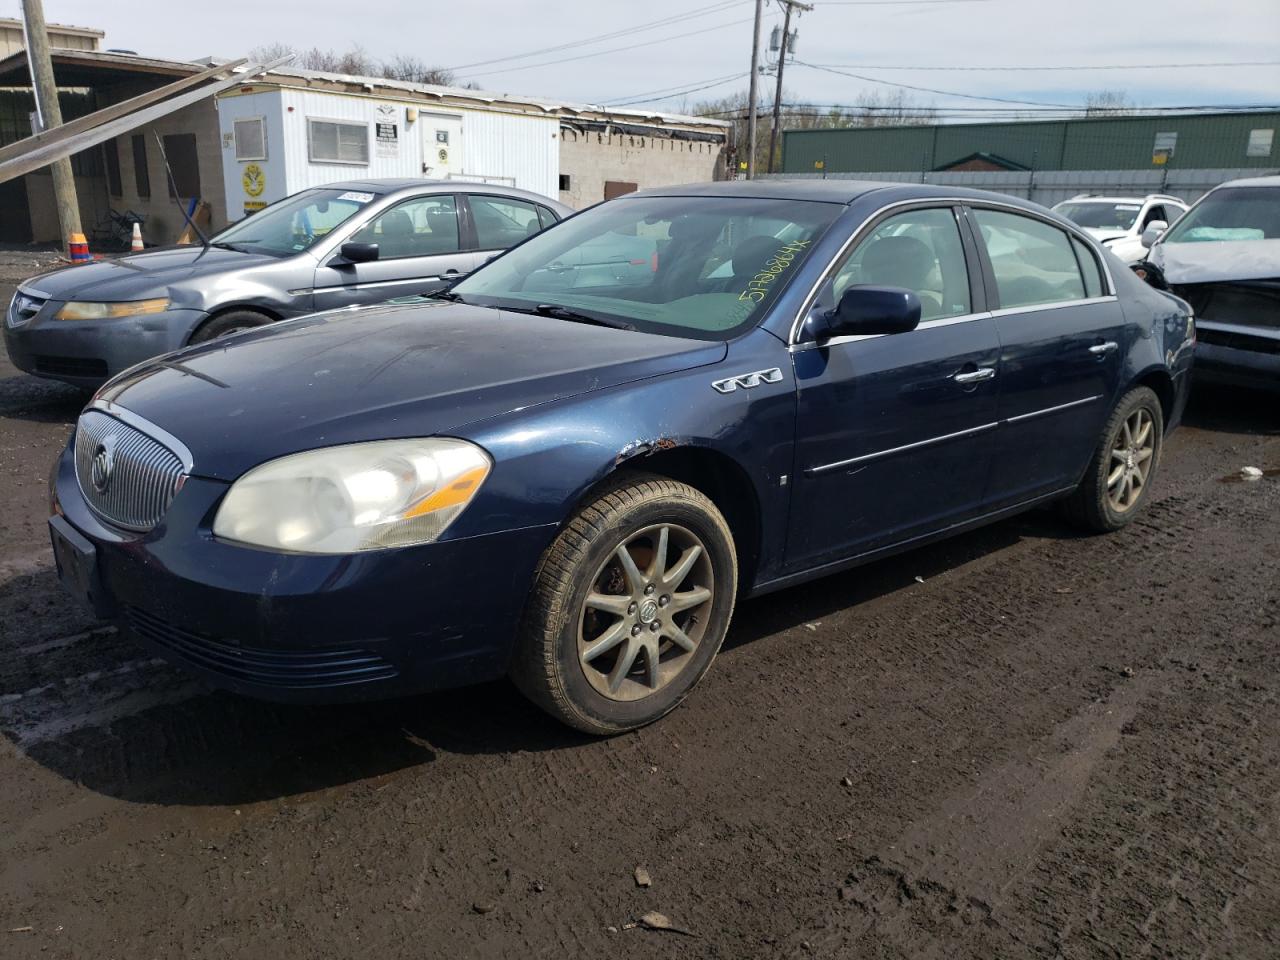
97, 300, 728, 481
1081, 228, 1128, 244
1150, 238, 1280, 284
22, 245, 281, 301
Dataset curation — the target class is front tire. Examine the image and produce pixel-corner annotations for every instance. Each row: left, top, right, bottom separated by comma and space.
512, 475, 737, 735
1063, 385, 1164, 532
189, 309, 272, 344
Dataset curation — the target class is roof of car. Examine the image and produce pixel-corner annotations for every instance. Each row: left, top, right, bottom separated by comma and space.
311, 178, 572, 212
625, 178, 1061, 213
1217, 174, 1280, 189
1060, 195, 1185, 205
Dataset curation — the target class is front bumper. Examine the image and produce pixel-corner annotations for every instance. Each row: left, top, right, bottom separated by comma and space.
51, 441, 557, 703
1194, 323, 1280, 393
4, 300, 207, 387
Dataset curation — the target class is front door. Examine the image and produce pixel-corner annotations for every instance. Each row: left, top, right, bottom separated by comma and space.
311, 193, 478, 310
422, 114, 463, 179
967, 206, 1126, 508
788, 205, 1000, 569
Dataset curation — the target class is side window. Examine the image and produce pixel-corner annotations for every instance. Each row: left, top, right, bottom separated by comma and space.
1070, 237, 1105, 298
536, 205, 558, 230
471, 196, 543, 250
350, 195, 460, 260
831, 207, 971, 323
1142, 204, 1167, 229
972, 209, 1086, 309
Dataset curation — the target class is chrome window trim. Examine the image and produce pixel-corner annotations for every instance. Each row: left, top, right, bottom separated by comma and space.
989, 295, 1118, 319
788, 196, 1116, 345
805, 394, 1104, 475
89, 399, 195, 472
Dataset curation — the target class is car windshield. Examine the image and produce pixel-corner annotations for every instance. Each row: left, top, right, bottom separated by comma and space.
449, 195, 842, 340
1053, 201, 1142, 231
210, 188, 378, 256
1163, 186, 1280, 243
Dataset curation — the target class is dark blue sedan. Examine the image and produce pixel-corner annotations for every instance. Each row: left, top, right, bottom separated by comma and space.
48, 181, 1195, 734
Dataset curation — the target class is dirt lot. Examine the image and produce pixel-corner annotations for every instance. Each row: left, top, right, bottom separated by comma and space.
1, 253, 1277, 959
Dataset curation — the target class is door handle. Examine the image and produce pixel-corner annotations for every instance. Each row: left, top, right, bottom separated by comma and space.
953, 367, 996, 384
1089, 341, 1119, 357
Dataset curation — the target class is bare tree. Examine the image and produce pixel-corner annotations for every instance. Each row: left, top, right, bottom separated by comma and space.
1084, 90, 1136, 116
693, 88, 936, 170
249, 44, 459, 86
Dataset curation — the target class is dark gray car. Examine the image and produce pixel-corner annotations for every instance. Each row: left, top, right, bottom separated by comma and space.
4, 178, 571, 387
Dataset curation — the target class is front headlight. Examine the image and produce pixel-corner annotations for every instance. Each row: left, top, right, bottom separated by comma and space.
55, 298, 170, 320
212, 438, 491, 554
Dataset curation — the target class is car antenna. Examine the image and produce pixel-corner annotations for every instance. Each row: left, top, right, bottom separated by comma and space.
152, 131, 210, 250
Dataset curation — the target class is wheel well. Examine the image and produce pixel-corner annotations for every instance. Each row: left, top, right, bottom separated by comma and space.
187, 305, 280, 345
1133, 369, 1175, 428
608, 446, 763, 593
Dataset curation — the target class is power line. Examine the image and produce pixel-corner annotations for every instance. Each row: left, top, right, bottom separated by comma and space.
804, 59, 1280, 72
603, 72, 750, 107
443, 0, 744, 73
457, 17, 756, 81
797, 61, 1082, 108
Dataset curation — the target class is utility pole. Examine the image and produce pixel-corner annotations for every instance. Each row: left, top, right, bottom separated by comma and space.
21, 0, 81, 246
768, 0, 811, 175
746, 0, 763, 179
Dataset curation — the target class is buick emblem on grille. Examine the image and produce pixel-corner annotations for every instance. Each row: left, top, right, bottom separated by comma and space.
90, 437, 116, 494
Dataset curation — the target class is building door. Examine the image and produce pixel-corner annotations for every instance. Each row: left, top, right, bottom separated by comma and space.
421, 114, 463, 179
0, 177, 31, 242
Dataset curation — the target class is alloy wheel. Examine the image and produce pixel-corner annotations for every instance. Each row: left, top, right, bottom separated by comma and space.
1107, 407, 1155, 513
577, 523, 714, 702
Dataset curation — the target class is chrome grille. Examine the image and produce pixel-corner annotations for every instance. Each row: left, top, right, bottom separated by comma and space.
74, 409, 187, 531
6, 290, 44, 329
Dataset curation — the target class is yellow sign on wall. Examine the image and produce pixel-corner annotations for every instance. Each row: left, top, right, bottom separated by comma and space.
242, 163, 265, 197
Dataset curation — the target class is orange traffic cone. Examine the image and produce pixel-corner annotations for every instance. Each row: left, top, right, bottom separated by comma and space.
130, 222, 144, 252
68, 232, 91, 263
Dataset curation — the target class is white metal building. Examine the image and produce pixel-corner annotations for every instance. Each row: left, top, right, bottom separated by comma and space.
215, 68, 730, 223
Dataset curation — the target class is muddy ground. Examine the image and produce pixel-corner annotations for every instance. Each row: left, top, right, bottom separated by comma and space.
1, 252, 1277, 958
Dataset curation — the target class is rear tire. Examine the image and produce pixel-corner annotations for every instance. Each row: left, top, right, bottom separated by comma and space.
511, 474, 737, 735
1062, 385, 1163, 532
189, 309, 272, 344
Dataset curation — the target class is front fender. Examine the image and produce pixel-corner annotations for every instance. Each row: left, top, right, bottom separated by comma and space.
447, 330, 798, 586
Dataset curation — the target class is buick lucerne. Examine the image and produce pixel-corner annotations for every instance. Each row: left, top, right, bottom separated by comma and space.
48, 181, 1195, 734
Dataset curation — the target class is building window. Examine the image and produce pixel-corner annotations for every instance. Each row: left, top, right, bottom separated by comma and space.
132, 134, 150, 198
233, 117, 266, 160
162, 133, 201, 199
558, 174, 571, 191
307, 118, 369, 164
103, 139, 122, 197
1247, 128, 1274, 158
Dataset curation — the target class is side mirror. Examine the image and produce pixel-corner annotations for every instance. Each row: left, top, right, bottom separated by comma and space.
338, 241, 379, 264
1140, 221, 1167, 248
823, 286, 921, 338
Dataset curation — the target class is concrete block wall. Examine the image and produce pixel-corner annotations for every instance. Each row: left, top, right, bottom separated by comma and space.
558, 128, 725, 208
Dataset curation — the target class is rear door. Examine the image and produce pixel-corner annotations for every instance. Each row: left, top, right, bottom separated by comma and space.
788, 204, 1001, 568
311, 193, 478, 309
967, 206, 1126, 508
462, 194, 556, 266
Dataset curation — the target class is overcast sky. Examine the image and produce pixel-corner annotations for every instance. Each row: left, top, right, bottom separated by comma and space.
8, 0, 1279, 117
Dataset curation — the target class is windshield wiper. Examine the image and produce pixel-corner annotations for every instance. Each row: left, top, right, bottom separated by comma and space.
531, 303, 636, 331
210, 240, 254, 252
427, 290, 468, 303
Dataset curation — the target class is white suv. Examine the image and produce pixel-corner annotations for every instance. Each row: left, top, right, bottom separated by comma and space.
1052, 194, 1189, 263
